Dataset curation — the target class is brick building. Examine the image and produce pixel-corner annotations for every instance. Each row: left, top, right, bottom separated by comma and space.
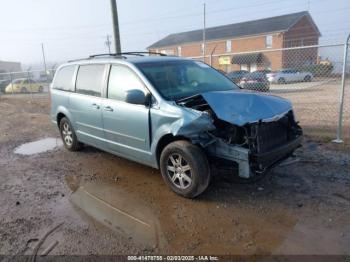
148, 11, 320, 72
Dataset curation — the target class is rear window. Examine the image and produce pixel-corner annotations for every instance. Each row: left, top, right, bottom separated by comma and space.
76, 65, 105, 97
53, 65, 76, 91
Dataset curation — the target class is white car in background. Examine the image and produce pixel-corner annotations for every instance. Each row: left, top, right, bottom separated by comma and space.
267, 69, 313, 84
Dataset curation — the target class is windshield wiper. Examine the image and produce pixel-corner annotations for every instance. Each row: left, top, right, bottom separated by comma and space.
176, 93, 202, 103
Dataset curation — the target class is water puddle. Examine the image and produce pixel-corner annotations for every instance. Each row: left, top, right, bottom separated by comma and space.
14, 138, 63, 155
69, 181, 165, 248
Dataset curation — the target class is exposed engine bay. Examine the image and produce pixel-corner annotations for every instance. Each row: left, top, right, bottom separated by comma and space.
177, 94, 303, 178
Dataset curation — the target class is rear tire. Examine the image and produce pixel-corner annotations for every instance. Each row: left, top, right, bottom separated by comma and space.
304, 75, 311, 82
59, 117, 83, 151
278, 78, 286, 84
21, 87, 28, 93
160, 140, 210, 198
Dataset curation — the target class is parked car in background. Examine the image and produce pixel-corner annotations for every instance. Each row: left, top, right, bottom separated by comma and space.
266, 69, 313, 84
0, 79, 11, 93
239, 71, 270, 92
51, 54, 302, 198
254, 69, 271, 76
227, 70, 248, 83
5, 78, 44, 93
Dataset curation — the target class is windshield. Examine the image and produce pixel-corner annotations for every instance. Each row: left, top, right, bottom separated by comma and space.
135, 60, 238, 100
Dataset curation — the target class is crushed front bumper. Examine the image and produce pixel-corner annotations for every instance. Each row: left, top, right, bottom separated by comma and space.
251, 135, 302, 168
207, 136, 302, 179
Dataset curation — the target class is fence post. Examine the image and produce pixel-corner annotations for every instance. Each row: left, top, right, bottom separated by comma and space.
28, 71, 34, 100
10, 73, 14, 95
333, 33, 350, 143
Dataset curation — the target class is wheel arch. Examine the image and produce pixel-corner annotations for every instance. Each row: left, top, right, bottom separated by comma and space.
56, 112, 66, 127
55, 106, 73, 128
155, 134, 189, 167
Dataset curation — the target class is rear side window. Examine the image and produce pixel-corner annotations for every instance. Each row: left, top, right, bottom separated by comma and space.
108, 65, 145, 101
76, 65, 105, 97
53, 65, 76, 91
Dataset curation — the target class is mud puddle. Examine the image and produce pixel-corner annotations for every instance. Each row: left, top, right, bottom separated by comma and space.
14, 137, 63, 155
68, 179, 165, 249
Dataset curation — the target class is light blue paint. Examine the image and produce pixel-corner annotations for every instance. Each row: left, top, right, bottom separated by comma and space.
202, 90, 292, 126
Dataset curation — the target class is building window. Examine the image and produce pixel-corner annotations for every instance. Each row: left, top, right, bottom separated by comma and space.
177, 46, 182, 56
160, 49, 174, 55
226, 40, 232, 52
266, 35, 273, 48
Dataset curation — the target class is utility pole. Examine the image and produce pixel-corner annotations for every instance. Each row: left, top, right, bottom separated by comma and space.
105, 34, 112, 54
41, 43, 48, 80
110, 0, 121, 54
203, 3, 206, 62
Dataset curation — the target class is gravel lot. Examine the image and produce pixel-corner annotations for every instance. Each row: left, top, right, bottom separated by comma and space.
269, 79, 350, 141
0, 94, 349, 256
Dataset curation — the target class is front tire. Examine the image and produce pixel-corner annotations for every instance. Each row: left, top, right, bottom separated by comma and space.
160, 140, 210, 198
59, 117, 83, 151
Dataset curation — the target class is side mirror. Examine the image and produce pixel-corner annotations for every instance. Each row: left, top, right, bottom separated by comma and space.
125, 89, 148, 105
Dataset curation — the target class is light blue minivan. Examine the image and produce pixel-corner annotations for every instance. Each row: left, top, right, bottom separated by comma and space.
51, 53, 302, 198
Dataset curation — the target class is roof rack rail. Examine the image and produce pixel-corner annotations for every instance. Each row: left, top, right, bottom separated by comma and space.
88, 53, 127, 59
89, 51, 167, 58
122, 51, 167, 56
68, 52, 167, 63
67, 54, 126, 63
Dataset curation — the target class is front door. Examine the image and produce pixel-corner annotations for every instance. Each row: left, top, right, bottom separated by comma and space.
102, 64, 151, 163
69, 64, 106, 148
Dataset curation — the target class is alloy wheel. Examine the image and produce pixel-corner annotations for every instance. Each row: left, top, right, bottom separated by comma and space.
62, 122, 73, 147
166, 153, 192, 189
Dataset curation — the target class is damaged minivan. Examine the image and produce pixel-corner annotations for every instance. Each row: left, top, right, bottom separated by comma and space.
51, 53, 302, 198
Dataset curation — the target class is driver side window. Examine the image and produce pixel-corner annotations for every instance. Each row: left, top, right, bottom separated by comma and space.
108, 65, 146, 102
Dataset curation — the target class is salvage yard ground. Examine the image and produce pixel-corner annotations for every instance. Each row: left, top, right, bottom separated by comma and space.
272, 79, 350, 141
0, 85, 349, 255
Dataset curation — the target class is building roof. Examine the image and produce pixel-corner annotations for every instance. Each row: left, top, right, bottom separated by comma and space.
148, 11, 319, 49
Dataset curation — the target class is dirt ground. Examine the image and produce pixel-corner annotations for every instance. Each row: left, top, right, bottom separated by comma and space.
0, 96, 350, 256
269, 79, 350, 141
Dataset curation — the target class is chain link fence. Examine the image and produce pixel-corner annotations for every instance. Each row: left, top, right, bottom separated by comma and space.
191, 42, 350, 142
1, 42, 349, 143
0, 69, 55, 100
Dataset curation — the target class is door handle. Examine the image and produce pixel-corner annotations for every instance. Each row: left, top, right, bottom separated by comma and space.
92, 103, 100, 109
104, 106, 114, 112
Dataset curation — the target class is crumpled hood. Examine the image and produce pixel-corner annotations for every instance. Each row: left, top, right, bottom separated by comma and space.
201, 90, 292, 126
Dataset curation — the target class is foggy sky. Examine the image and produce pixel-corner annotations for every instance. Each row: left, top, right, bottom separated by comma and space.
0, 0, 349, 69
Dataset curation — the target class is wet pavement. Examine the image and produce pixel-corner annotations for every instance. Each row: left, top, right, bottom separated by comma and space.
70, 180, 165, 249
1, 96, 350, 256
14, 137, 63, 155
